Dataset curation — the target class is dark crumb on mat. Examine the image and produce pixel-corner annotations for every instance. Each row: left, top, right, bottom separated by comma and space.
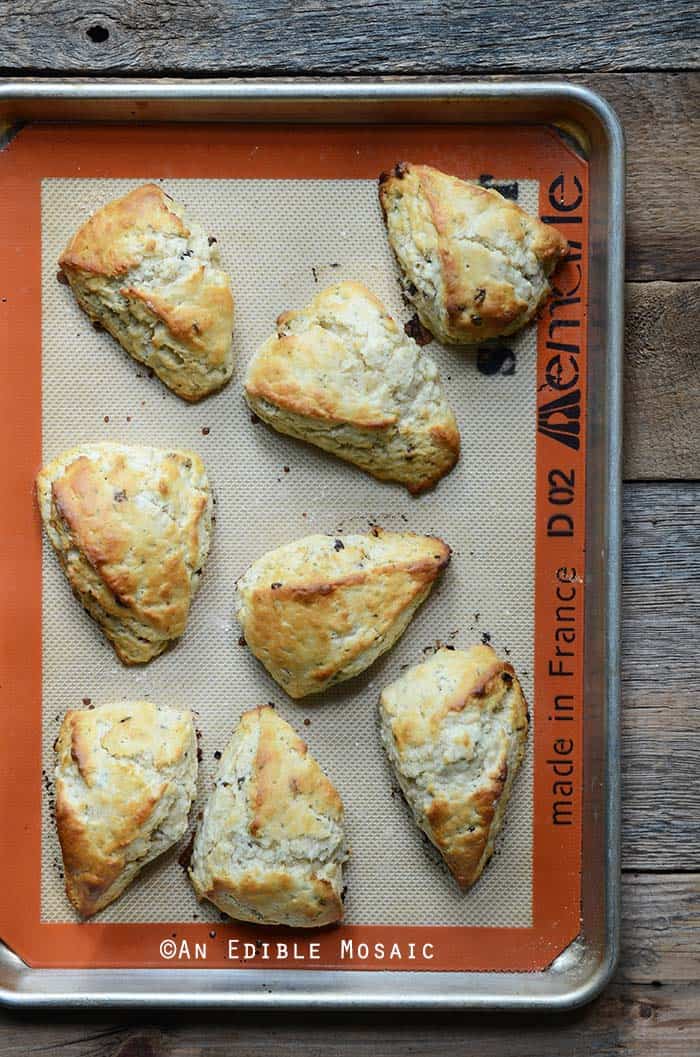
404, 313, 433, 346
476, 345, 516, 377
177, 832, 196, 871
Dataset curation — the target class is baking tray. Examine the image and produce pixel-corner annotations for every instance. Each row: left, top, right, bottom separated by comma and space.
0, 79, 623, 1010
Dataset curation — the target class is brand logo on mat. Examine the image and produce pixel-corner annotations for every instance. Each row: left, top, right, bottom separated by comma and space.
538, 389, 581, 451
538, 171, 585, 452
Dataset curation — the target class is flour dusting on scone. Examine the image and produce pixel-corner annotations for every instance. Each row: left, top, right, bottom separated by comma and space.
379, 163, 568, 344
380, 644, 528, 888
55, 701, 198, 917
245, 281, 460, 493
59, 184, 234, 401
36, 442, 212, 664
189, 706, 347, 927
235, 529, 451, 699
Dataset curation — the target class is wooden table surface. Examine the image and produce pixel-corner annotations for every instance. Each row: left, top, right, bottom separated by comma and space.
1, 3, 698, 1054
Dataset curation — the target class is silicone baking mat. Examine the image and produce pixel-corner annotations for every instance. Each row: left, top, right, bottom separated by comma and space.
0, 123, 588, 972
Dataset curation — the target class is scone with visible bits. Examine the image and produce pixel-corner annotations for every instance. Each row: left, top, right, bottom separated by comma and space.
245, 281, 460, 493
59, 183, 234, 401
235, 528, 450, 699
55, 701, 198, 917
36, 442, 212, 664
189, 706, 346, 927
379, 162, 568, 344
380, 644, 528, 888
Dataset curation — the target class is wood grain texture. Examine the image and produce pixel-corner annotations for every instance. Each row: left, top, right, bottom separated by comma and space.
624, 282, 700, 479
622, 482, 700, 870
0, 877, 697, 1055
619, 873, 700, 983
1, 2, 698, 76
574, 73, 700, 283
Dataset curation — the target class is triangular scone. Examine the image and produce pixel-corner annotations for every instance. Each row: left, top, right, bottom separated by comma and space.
36, 442, 212, 664
55, 701, 198, 918
189, 706, 346, 927
59, 183, 234, 401
379, 163, 568, 344
235, 528, 450, 698
245, 281, 460, 493
380, 645, 529, 888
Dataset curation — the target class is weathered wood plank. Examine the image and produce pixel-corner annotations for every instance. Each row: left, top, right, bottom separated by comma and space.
568, 73, 700, 283
0, 877, 697, 1054
622, 483, 699, 692
624, 282, 700, 480
622, 482, 700, 870
619, 873, 700, 983
1, 1, 698, 75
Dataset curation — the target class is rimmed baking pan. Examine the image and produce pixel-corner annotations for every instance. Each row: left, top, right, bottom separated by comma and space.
0, 79, 623, 1010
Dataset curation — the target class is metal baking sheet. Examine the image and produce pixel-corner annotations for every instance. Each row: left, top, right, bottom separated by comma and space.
0, 79, 623, 1010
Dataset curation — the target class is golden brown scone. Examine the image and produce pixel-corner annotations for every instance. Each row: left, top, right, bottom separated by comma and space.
36, 442, 212, 664
378, 162, 568, 344
380, 644, 528, 888
245, 281, 460, 493
189, 706, 346, 927
235, 528, 450, 699
59, 183, 234, 401
55, 701, 198, 918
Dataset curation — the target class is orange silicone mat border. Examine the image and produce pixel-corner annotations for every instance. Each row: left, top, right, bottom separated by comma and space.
0, 122, 587, 972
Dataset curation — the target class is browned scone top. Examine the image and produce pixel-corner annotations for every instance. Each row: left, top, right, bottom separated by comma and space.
59, 183, 234, 401
235, 528, 451, 699
245, 280, 460, 493
379, 162, 568, 344
55, 701, 198, 918
36, 442, 212, 664
189, 705, 347, 927
380, 644, 529, 888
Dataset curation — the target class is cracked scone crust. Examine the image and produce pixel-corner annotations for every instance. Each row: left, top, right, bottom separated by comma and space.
189, 706, 346, 927
55, 701, 198, 918
36, 442, 212, 664
245, 281, 460, 493
59, 183, 234, 401
235, 528, 451, 699
378, 162, 569, 344
380, 644, 529, 888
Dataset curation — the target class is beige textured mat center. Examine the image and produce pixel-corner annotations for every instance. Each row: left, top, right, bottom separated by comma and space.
41, 177, 536, 927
